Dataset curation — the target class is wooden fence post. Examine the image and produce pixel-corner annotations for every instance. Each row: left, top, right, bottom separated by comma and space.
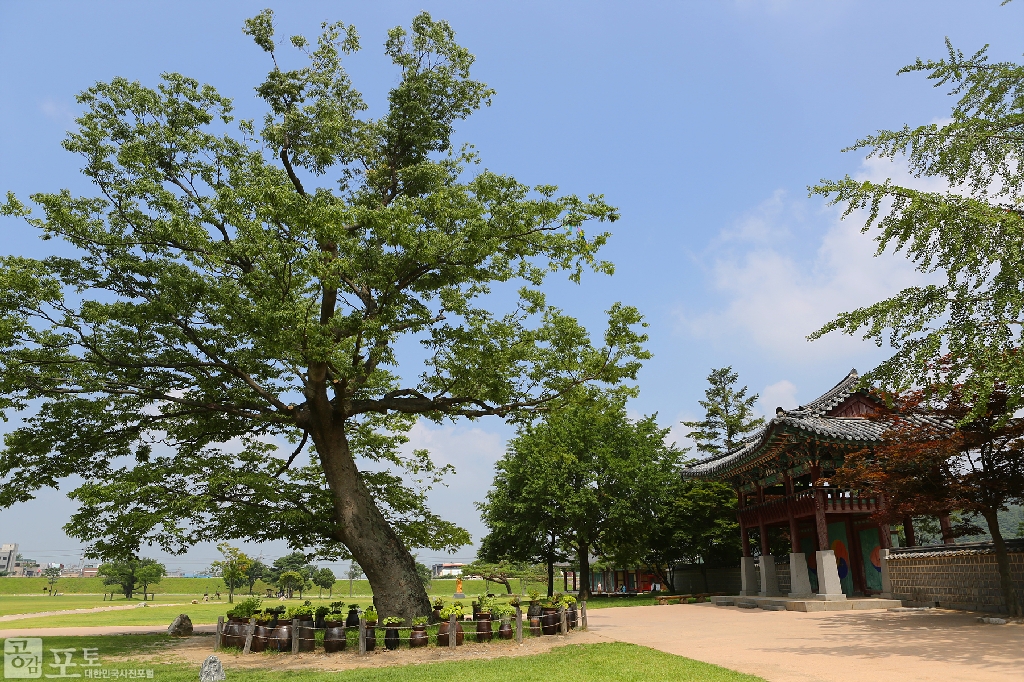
581, 600, 587, 631
515, 604, 523, 644
448, 614, 457, 649
214, 616, 223, 651
358, 615, 367, 655
292, 618, 299, 654
559, 606, 567, 635
242, 616, 256, 654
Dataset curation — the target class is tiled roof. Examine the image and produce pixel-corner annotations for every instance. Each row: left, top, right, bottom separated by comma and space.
887, 539, 1024, 558
682, 369, 878, 478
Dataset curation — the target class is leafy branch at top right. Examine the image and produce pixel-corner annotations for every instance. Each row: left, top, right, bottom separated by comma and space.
810, 38, 1024, 416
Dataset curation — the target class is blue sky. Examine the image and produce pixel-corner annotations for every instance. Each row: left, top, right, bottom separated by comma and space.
1, 0, 1022, 572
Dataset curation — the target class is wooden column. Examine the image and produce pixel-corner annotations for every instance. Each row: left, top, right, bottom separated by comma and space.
740, 525, 751, 557
813, 488, 829, 551
789, 510, 800, 553
938, 512, 955, 545
879, 522, 892, 550
902, 515, 916, 547
759, 516, 770, 556
845, 516, 866, 594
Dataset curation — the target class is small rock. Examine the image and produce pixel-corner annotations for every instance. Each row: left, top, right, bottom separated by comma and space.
192, 599, 199, 605
977, 617, 1007, 625
199, 655, 225, 682
136, 602, 148, 608
168, 614, 194, 636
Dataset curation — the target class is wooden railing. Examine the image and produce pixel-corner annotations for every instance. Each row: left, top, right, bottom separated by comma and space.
738, 487, 879, 527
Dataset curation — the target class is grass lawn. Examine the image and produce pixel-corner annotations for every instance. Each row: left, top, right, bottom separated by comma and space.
0, 636, 762, 682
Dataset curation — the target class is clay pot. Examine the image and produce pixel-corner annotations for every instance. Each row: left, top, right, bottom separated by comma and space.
410, 624, 428, 648
541, 607, 559, 635
251, 621, 270, 653
346, 607, 360, 628
527, 600, 542, 618
498, 620, 513, 640
437, 620, 464, 646
567, 603, 577, 629
384, 626, 401, 650
323, 621, 346, 653
294, 618, 315, 652
529, 616, 541, 637
223, 617, 248, 649
475, 612, 493, 642
365, 623, 377, 651
268, 619, 293, 652
431, 608, 442, 623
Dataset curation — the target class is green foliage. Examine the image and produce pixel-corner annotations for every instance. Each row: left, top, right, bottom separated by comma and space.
42, 566, 61, 591
211, 543, 251, 602
364, 606, 378, 622
287, 601, 315, 619
277, 571, 306, 597
680, 367, 763, 457
808, 37, 1024, 416
438, 601, 463, 619
0, 8, 648, 608
226, 596, 263, 619
381, 615, 404, 625
243, 559, 267, 595
479, 391, 677, 597
415, 561, 431, 589
412, 615, 429, 625
97, 558, 165, 600
313, 566, 336, 596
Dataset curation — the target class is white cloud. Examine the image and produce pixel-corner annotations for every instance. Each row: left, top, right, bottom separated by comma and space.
400, 419, 508, 561
757, 379, 797, 416
39, 98, 76, 125
676, 156, 943, 363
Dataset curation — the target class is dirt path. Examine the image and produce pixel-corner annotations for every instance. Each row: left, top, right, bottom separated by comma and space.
0, 625, 216, 637
0, 603, 187, 623
586, 603, 1024, 682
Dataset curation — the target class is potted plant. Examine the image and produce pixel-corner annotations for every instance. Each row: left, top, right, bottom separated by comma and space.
287, 602, 316, 652
324, 603, 347, 653
475, 596, 494, 642
437, 602, 464, 646
495, 604, 515, 640
346, 603, 361, 628
527, 590, 542, 618
223, 596, 263, 649
410, 616, 429, 648
560, 594, 578, 630
364, 606, 378, 652
540, 598, 559, 635
314, 605, 331, 629
382, 616, 404, 650
431, 597, 445, 623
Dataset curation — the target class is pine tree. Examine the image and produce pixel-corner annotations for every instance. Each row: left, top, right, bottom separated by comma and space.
682, 367, 764, 457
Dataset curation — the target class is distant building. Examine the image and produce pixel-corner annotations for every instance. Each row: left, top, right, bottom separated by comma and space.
431, 563, 465, 578
0, 544, 16, 574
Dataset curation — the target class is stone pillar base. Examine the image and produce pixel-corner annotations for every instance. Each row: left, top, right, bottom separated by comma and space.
815, 549, 846, 600
879, 548, 893, 599
788, 552, 812, 598
758, 555, 781, 597
739, 556, 758, 596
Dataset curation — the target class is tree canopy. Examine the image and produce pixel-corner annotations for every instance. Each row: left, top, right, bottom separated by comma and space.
680, 367, 763, 457
98, 557, 165, 600
478, 392, 677, 598
810, 39, 1024, 417
0, 10, 646, 620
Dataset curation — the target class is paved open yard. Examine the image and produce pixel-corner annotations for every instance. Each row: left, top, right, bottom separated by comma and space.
587, 603, 1023, 682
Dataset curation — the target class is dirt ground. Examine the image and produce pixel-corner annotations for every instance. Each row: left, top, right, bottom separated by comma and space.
586, 603, 1024, 682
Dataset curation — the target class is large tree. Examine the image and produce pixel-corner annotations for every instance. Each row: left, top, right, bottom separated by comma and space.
479, 392, 676, 599
211, 543, 251, 604
681, 367, 764, 457
0, 11, 647, 620
809, 36, 1024, 418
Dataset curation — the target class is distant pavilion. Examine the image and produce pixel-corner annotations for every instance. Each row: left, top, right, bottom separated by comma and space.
682, 369, 949, 599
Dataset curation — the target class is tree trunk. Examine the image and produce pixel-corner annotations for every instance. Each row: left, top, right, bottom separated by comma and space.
982, 509, 1021, 617
229, 585, 234, 604
577, 543, 591, 600
546, 557, 555, 597
313, 420, 431, 622
699, 563, 709, 593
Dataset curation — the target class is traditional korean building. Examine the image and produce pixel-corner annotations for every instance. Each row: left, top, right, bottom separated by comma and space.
681, 369, 943, 599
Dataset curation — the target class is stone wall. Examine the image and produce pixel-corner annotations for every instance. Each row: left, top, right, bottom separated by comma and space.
887, 539, 1024, 614
671, 565, 741, 594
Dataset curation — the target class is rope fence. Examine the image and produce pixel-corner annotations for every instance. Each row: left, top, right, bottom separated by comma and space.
214, 602, 586, 655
